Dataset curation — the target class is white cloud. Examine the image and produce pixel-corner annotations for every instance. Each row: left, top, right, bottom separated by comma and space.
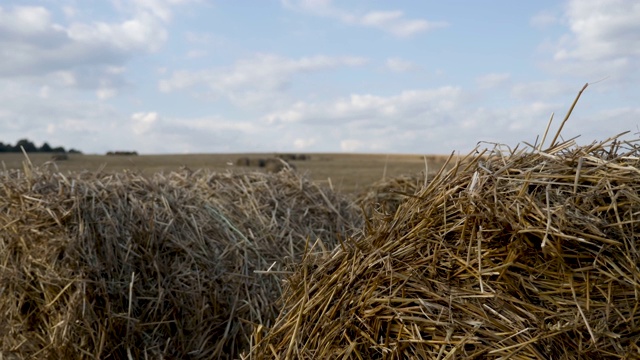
510, 80, 576, 101
52, 71, 77, 86
257, 86, 607, 153
97, 87, 118, 100
159, 53, 368, 106
360, 11, 438, 37
281, 0, 448, 37
265, 87, 463, 126
0, 6, 166, 77
113, 0, 196, 22
185, 31, 211, 43
0, 2, 187, 99
186, 50, 207, 59
65, 15, 166, 53
546, 0, 640, 81
131, 111, 159, 134
340, 139, 365, 152
293, 137, 316, 150
476, 73, 511, 89
386, 57, 417, 72
0, 78, 122, 152
125, 115, 263, 153
530, 11, 560, 29
62, 6, 77, 19
0, 6, 52, 36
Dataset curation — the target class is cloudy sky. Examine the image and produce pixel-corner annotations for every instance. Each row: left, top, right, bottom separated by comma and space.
1, 0, 639, 154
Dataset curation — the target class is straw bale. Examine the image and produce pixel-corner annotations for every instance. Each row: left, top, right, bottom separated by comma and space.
257, 135, 640, 359
50, 153, 69, 161
249, 158, 266, 167
236, 157, 251, 166
0, 165, 360, 359
264, 158, 295, 173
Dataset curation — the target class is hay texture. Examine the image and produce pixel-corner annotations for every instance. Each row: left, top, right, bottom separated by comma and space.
257, 134, 640, 359
0, 167, 360, 359
356, 173, 427, 220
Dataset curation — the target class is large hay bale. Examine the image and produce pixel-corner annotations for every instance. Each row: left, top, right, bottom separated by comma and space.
257, 136, 640, 358
0, 167, 361, 359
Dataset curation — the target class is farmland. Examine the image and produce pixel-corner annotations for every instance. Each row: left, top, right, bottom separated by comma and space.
0, 152, 453, 194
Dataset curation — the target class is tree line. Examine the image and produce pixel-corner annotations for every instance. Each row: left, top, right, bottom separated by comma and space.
0, 139, 82, 154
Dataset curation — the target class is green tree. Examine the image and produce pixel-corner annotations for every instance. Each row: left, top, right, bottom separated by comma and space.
16, 139, 37, 152
39, 142, 53, 152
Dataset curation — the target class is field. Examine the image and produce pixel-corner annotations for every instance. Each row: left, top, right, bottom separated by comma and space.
0, 152, 453, 194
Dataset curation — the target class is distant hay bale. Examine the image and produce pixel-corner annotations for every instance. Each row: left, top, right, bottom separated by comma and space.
0, 167, 361, 359
106, 151, 138, 156
257, 135, 640, 359
235, 156, 250, 166
275, 153, 309, 161
249, 158, 266, 167
275, 153, 296, 161
264, 158, 295, 173
50, 153, 69, 161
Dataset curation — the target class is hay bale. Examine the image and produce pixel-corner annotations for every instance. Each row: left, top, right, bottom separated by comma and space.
50, 153, 69, 161
106, 151, 138, 156
249, 158, 266, 167
257, 135, 640, 358
275, 154, 296, 161
235, 157, 250, 166
264, 158, 295, 173
0, 167, 361, 359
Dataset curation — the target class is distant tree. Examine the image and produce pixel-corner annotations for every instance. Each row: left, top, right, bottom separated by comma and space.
16, 139, 37, 153
0, 139, 81, 153
40, 142, 52, 152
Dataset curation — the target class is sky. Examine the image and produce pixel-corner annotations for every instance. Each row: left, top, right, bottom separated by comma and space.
0, 0, 639, 154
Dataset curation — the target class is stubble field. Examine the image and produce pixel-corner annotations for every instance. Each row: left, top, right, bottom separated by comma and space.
0, 152, 453, 194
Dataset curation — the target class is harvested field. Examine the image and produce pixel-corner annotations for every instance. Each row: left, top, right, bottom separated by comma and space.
0, 152, 452, 194
256, 132, 640, 358
0, 166, 360, 359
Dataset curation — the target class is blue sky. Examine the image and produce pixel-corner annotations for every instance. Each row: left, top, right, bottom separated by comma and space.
0, 0, 639, 154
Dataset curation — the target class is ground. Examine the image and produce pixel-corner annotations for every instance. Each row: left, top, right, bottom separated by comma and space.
0, 152, 454, 194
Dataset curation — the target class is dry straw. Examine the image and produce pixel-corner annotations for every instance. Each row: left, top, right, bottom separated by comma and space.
257, 84, 640, 358
0, 167, 361, 359
355, 173, 427, 222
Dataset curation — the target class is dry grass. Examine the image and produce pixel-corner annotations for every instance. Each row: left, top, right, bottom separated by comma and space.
0, 166, 361, 359
355, 173, 427, 223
